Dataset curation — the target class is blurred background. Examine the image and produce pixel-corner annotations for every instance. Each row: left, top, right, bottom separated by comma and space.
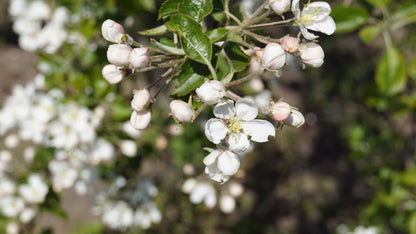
0, 0, 415, 233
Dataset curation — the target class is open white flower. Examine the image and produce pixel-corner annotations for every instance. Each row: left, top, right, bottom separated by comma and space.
292, 0, 336, 40
205, 99, 275, 154
203, 149, 240, 183
19, 174, 48, 204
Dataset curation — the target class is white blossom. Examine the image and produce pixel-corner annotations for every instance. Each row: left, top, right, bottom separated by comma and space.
101, 19, 126, 44
102, 64, 126, 84
130, 48, 150, 69
0, 196, 25, 217
292, 0, 336, 40
107, 44, 132, 67
203, 149, 240, 183
19, 174, 48, 204
170, 100, 194, 123
196, 80, 227, 105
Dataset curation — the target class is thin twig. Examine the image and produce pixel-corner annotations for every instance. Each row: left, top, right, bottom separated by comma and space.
225, 72, 259, 87
192, 103, 208, 122
243, 30, 281, 44
241, 0, 270, 28
246, 17, 296, 30
226, 90, 242, 101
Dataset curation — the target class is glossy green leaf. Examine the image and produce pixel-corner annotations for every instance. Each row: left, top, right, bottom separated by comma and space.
332, 5, 369, 33
166, 15, 212, 64
180, 0, 213, 22
138, 25, 167, 36
159, 0, 181, 19
224, 42, 250, 72
172, 59, 210, 96
206, 28, 229, 43
216, 55, 232, 81
375, 47, 407, 96
366, 0, 390, 8
359, 25, 381, 44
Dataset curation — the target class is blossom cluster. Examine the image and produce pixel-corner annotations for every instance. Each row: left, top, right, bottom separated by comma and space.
8, 0, 71, 53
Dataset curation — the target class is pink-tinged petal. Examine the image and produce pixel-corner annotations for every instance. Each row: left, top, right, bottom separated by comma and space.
302, 2, 331, 21
242, 120, 276, 142
228, 133, 251, 154
203, 150, 221, 166
217, 151, 240, 176
299, 24, 319, 40
305, 16, 336, 35
214, 100, 236, 119
235, 99, 258, 121
205, 119, 228, 144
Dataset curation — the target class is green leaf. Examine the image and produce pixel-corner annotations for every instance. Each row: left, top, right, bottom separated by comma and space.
224, 42, 250, 72
409, 212, 416, 234
138, 25, 167, 36
366, 0, 390, 8
375, 47, 407, 96
159, 0, 181, 19
166, 15, 212, 65
408, 56, 416, 80
180, 0, 213, 22
216, 55, 232, 81
111, 100, 132, 121
332, 5, 369, 33
359, 25, 381, 44
226, 31, 243, 44
206, 28, 229, 43
172, 59, 210, 96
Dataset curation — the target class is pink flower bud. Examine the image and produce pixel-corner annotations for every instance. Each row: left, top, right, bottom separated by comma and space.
281, 36, 300, 54
262, 43, 286, 70
129, 47, 150, 69
107, 44, 132, 67
269, 0, 291, 15
255, 49, 264, 58
101, 19, 126, 43
130, 110, 151, 130
102, 64, 125, 84
170, 100, 194, 123
270, 101, 291, 121
283, 109, 305, 128
131, 89, 151, 111
299, 42, 324, 68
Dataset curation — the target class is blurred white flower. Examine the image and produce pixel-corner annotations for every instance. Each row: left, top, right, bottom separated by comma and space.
19, 174, 48, 204
102, 201, 134, 230
0, 196, 25, 217
219, 194, 236, 213
134, 202, 162, 229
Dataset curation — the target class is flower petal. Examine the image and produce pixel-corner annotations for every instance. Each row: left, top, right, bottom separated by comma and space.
203, 150, 221, 166
217, 150, 240, 176
228, 133, 251, 154
204, 119, 227, 144
213, 100, 235, 119
305, 16, 336, 35
235, 99, 258, 121
299, 24, 319, 40
302, 2, 331, 21
242, 120, 276, 142
291, 0, 301, 18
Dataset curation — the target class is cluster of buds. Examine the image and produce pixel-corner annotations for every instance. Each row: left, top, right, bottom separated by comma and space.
101, 19, 150, 84
269, 101, 305, 128
130, 89, 152, 130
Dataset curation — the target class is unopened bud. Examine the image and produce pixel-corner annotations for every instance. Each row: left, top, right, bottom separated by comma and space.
131, 89, 151, 111
283, 109, 305, 128
101, 19, 126, 43
262, 43, 286, 70
254, 49, 264, 58
102, 64, 125, 84
195, 79, 227, 105
130, 110, 151, 130
170, 100, 194, 123
270, 101, 291, 121
300, 42, 324, 68
269, 0, 291, 15
107, 44, 132, 67
281, 36, 300, 54
130, 47, 150, 69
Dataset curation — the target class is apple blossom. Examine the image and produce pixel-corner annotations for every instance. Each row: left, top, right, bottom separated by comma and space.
300, 42, 324, 67
205, 99, 275, 154
134, 203, 162, 229
20, 208, 37, 223
262, 43, 286, 70
6, 222, 20, 234
281, 36, 300, 54
195, 79, 227, 105
120, 140, 137, 157
0, 196, 25, 217
219, 194, 236, 213
130, 110, 152, 130
269, 0, 291, 15
292, 0, 336, 40
101, 19, 126, 43
130, 47, 150, 69
270, 101, 291, 121
203, 149, 240, 183
19, 174, 48, 204
102, 64, 126, 84
107, 44, 132, 67
169, 100, 194, 123
284, 109, 305, 128
188, 181, 217, 207
131, 89, 151, 111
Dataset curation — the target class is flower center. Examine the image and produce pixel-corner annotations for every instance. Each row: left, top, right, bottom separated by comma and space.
299, 14, 314, 24
227, 117, 242, 134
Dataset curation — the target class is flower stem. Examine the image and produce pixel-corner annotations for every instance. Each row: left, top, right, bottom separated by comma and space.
243, 30, 281, 44
246, 17, 296, 30
192, 103, 208, 122
225, 72, 259, 87
241, 0, 270, 29
226, 90, 242, 101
